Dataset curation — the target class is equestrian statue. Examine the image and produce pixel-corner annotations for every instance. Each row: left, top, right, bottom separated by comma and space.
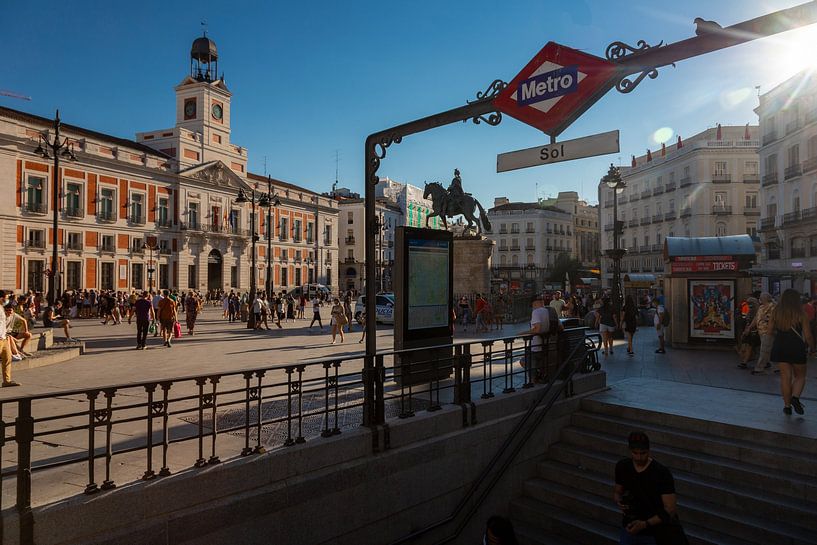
423, 169, 492, 235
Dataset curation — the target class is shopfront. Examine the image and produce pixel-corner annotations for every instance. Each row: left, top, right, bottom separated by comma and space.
662, 235, 756, 348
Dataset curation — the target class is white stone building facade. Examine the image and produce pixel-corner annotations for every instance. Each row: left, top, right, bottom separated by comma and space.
599, 125, 760, 287
756, 71, 817, 295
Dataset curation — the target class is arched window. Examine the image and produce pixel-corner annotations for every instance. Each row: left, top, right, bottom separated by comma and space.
716, 223, 727, 237
526, 253, 534, 265
511, 254, 519, 265
791, 236, 806, 258
500, 254, 507, 265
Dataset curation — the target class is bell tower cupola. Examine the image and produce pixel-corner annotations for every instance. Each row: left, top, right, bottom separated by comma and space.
190, 34, 219, 82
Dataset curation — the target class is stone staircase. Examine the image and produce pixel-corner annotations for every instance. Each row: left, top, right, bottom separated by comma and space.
511, 396, 817, 545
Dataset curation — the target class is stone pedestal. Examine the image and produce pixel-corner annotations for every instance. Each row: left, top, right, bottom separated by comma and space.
453, 236, 494, 295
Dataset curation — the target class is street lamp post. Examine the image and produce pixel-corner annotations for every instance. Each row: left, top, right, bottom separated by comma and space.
143, 240, 157, 292
603, 164, 627, 333
264, 175, 281, 297
236, 187, 270, 329
34, 110, 77, 305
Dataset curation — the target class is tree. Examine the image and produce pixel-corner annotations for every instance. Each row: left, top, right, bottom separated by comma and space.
549, 252, 583, 286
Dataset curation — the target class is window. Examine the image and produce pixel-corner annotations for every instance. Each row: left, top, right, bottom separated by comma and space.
211, 206, 221, 229
745, 193, 758, 208
101, 235, 115, 252
765, 153, 778, 174
656, 202, 663, 215
280, 217, 289, 240
66, 232, 82, 251
100, 188, 115, 220
282, 249, 289, 261
714, 161, 728, 176
809, 135, 817, 159
767, 195, 777, 218
683, 165, 690, 178
132, 237, 144, 252
745, 161, 759, 175
324, 224, 332, 245
511, 254, 518, 265
229, 210, 241, 234
131, 194, 145, 223
158, 197, 169, 226
716, 223, 727, 237
66, 261, 82, 290
669, 172, 675, 183
101, 262, 114, 291
793, 190, 801, 212
526, 222, 534, 232
295, 267, 302, 286
65, 182, 82, 216
230, 266, 238, 287
188, 202, 199, 227
347, 211, 354, 224
747, 224, 758, 239
527, 253, 534, 264
714, 192, 727, 206
26, 175, 45, 212
131, 263, 143, 290
788, 144, 800, 168
511, 223, 519, 233
27, 260, 45, 292
668, 199, 675, 212
188, 265, 197, 288
281, 266, 288, 287
294, 219, 302, 242
500, 255, 507, 265
307, 222, 314, 243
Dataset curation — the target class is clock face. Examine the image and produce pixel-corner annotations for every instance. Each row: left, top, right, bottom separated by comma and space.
184, 100, 196, 119
212, 103, 223, 120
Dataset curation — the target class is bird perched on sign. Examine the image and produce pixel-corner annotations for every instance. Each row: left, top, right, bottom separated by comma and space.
694, 17, 722, 35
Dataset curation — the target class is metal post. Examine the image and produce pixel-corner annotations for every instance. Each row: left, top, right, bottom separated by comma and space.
16, 399, 34, 545
247, 191, 257, 329
612, 188, 621, 319
266, 176, 273, 296
48, 114, 61, 306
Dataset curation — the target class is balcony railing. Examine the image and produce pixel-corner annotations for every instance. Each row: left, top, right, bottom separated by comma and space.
786, 120, 801, 135
762, 131, 778, 145
651, 244, 663, 252
156, 218, 172, 228
618, 196, 628, 204
680, 208, 692, 218
652, 214, 663, 223
641, 190, 652, 199
498, 246, 509, 252
344, 257, 356, 263
604, 201, 613, 208
604, 223, 614, 232
344, 236, 355, 244
510, 228, 520, 234
743, 175, 760, 184
24, 202, 47, 214
760, 217, 777, 230
524, 245, 535, 251
785, 164, 802, 180
499, 229, 508, 234
743, 206, 760, 216
131, 247, 145, 255
63, 206, 84, 218
65, 241, 83, 251
652, 186, 664, 196
100, 243, 116, 254
639, 245, 651, 253
525, 227, 535, 233
510, 245, 521, 251
629, 193, 640, 202
640, 217, 651, 226
712, 205, 732, 215
762, 172, 778, 187
97, 211, 117, 223
664, 182, 676, 192
712, 174, 731, 184
628, 219, 639, 227
24, 239, 45, 249
679, 177, 692, 188
129, 215, 147, 226
806, 109, 817, 124
791, 247, 807, 258
803, 157, 817, 174
664, 211, 676, 221
179, 221, 200, 231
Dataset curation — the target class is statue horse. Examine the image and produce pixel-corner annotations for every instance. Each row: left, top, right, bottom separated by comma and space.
423, 181, 492, 235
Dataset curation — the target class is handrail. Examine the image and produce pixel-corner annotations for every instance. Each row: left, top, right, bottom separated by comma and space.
390, 331, 601, 545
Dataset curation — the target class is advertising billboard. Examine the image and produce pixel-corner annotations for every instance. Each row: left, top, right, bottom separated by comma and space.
689, 280, 735, 340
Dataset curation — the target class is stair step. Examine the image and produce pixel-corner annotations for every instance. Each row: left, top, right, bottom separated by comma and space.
570, 410, 817, 478
581, 397, 817, 456
553, 427, 817, 503
524, 477, 817, 545
514, 521, 580, 545
537, 457, 817, 532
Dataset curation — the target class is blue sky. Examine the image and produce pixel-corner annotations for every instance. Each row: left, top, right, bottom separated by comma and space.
3, 0, 814, 206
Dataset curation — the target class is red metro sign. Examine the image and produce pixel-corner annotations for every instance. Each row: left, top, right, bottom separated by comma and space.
493, 42, 621, 136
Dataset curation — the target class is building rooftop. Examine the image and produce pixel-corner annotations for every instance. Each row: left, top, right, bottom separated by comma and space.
489, 202, 570, 214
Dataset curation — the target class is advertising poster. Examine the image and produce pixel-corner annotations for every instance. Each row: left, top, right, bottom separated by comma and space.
407, 238, 450, 330
689, 280, 735, 340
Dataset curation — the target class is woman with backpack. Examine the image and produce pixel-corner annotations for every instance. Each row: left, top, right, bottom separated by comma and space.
621, 295, 638, 356
595, 297, 618, 356
769, 289, 814, 415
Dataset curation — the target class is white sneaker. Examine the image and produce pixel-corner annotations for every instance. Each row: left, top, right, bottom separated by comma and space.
11, 354, 22, 362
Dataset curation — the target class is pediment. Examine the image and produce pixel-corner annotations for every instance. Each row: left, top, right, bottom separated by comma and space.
181, 161, 246, 189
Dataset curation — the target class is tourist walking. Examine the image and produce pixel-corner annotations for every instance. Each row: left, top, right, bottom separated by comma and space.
330, 298, 347, 344
185, 291, 200, 335
621, 296, 638, 356
298, 294, 306, 319
0, 303, 20, 387
596, 297, 617, 356
251, 293, 264, 329
769, 289, 814, 415
151, 291, 163, 336
653, 298, 667, 355
746, 293, 775, 374
614, 431, 685, 545
493, 289, 508, 331
134, 291, 154, 349
343, 292, 353, 332
458, 296, 471, 332
157, 289, 178, 348
309, 296, 323, 329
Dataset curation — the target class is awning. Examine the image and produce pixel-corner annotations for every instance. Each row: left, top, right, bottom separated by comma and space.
579, 277, 600, 285
664, 235, 756, 259
748, 268, 817, 278
623, 273, 656, 287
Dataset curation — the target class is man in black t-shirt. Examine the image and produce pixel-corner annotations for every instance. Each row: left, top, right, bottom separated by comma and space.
613, 431, 682, 545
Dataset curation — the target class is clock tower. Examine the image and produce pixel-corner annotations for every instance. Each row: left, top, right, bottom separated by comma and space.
137, 34, 248, 174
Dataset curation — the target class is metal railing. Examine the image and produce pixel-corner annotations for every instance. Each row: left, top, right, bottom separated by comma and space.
24, 240, 45, 249
743, 206, 760, 215
97, 211, 117, 223
785, 164, 802, 180
762, 131, 778, 145
24, 202, 47, 214
0, 330, 598, 545
762, 172, 778, 186
679, 177, 692, 187
743, 175, 760, 184
100, 243, 116, 254
63, 206, 84, 218
159, 248, 172, 255
156, 219, 172, 228
129, 215, 147, 226
664, 182, 676, 192
680, 208, 692, 218
652, 186, 664, 196
712, 205, 732, 215
712, 174, 731, 183
65, 241, 83, 251
803, 157, 817, 173
664, 211, 676, 221
786, 120, 801, 134
760, 217, 777, 230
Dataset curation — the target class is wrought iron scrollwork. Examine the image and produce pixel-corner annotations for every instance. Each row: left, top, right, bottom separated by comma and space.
469, 79, 507, 103
605, 39, 663, 61
368, 132, 402, 185
93, 408, 111, 423
249, 386, 260, 400
616, 67, 660, 94
150, 401, 166, 416
471, 111, 503, 126
202, 393, 215, 409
